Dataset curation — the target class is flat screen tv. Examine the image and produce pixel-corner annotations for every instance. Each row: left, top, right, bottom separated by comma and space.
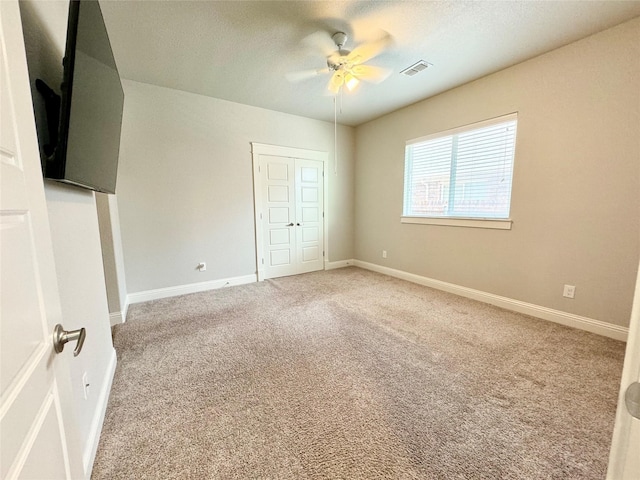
40, 0, 124, 194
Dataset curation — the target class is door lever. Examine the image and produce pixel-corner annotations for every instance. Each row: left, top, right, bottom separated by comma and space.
286, 223, 294, 226
53, 324, 86, 357
626, 382, 640, 419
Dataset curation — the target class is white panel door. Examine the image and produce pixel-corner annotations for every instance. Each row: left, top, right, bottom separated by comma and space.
295, 159, 324, 274
260, 155, 299, 279
254, 148, 325, 280
0, 2, 83, 479
607, 260, 640, 479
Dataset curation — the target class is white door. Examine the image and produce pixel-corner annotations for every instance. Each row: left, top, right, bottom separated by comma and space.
294, 159, 324, 275
260, 155, 298, 278
607, 260, 640, 479
252, 144, 327, 281
0, 2, 84, 478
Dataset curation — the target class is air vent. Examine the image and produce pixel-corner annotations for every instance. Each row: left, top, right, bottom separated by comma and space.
400, 60, 432, 77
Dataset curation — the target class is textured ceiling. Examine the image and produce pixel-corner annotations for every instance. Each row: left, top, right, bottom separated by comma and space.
100, 1, 640, 126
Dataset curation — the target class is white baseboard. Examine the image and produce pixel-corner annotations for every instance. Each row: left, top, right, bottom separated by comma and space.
353, 260, 629, 342
83, 348, 117, 477
126, 274, 257, 305
325, 259, 356, 270
108, 300, 130, 326
108, 312, 123, 326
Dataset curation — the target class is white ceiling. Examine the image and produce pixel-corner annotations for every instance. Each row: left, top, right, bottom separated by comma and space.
100, 1, 640, 127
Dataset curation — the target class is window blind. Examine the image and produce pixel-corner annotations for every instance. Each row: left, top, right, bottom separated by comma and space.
404, 114, 517, 219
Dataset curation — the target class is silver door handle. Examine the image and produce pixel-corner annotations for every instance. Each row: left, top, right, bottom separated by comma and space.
626, 382, 640, 419
53, 324, 86, 357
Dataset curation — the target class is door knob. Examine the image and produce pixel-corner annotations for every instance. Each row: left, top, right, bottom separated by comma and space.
625, 381, 640, 419
53, 324, 86, 357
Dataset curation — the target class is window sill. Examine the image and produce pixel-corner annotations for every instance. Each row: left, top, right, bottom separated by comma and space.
401, 216, 512, 230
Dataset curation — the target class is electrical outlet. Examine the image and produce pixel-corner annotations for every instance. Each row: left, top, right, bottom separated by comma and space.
197, 262, 206, 272
382, 250, 387, 259
563, 284, 576, 299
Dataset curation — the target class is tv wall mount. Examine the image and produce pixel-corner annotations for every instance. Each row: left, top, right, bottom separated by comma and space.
35, 78, 61, 161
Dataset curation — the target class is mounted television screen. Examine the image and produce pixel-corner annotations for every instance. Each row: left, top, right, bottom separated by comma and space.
46, 0, 124, 194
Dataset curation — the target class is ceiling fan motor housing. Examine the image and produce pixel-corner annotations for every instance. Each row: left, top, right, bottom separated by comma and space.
327, 32, 352, 71
327, 51, 352, 71
332, 31, 347, 48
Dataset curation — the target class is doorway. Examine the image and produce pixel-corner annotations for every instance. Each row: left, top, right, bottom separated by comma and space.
252, 143, 328, 281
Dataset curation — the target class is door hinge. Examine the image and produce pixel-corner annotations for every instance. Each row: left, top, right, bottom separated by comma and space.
322, 212, 325, 218
261, 258, 264, 265
258, 165, 261, 173
323, 251, 325, 257
260, 212, 263, 220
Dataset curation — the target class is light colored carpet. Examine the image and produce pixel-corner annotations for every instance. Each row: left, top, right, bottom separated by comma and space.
92, 267, 625, 479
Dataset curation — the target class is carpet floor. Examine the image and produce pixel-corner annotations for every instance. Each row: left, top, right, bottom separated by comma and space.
92, 267, 625, 479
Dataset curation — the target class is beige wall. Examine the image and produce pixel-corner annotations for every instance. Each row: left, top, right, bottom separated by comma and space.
19, 0, 116, 472
354, 18, 640, 328
117, 80, 355, 294
96, 193, 127, 320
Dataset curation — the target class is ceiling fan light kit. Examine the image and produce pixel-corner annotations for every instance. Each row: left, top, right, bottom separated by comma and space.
288, 29, 392, 96
344, 73, 359, 91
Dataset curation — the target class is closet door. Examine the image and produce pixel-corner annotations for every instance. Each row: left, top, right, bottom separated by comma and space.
254, 147, 326, 281
295, 159, 324, 274
260, 155, 299, 279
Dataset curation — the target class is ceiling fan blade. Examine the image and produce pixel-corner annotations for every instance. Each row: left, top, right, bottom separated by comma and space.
301, 31, 337, 57
351, 64, 392, 84
347, 33, 392, 65
286, 67, 330, 83
327, 71, 343, 95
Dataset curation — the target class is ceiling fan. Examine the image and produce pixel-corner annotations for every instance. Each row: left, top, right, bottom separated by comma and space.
287, 31, 393, 94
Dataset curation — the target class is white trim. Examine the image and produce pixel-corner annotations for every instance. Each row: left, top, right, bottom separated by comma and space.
108, 312, 124, 326
251, 143, 329, 282
126, 274, 257, 305
109, 301, 130, 326
353, 260, 628, 342
250, 143, 327, 161
406, 112, 518, 145
401, 216, 512, 230
83, 348, 117, 477
607, 259, 640, 477
252, 145, 265, 282
325, 259, 355, 270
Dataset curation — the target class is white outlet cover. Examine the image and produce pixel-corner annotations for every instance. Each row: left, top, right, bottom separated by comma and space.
563, 285, 576, 298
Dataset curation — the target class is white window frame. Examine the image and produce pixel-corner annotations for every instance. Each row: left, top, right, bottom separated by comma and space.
402, 113, 517, 230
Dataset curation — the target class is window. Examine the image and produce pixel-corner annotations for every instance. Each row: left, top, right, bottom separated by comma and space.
403, 113, 517, 228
